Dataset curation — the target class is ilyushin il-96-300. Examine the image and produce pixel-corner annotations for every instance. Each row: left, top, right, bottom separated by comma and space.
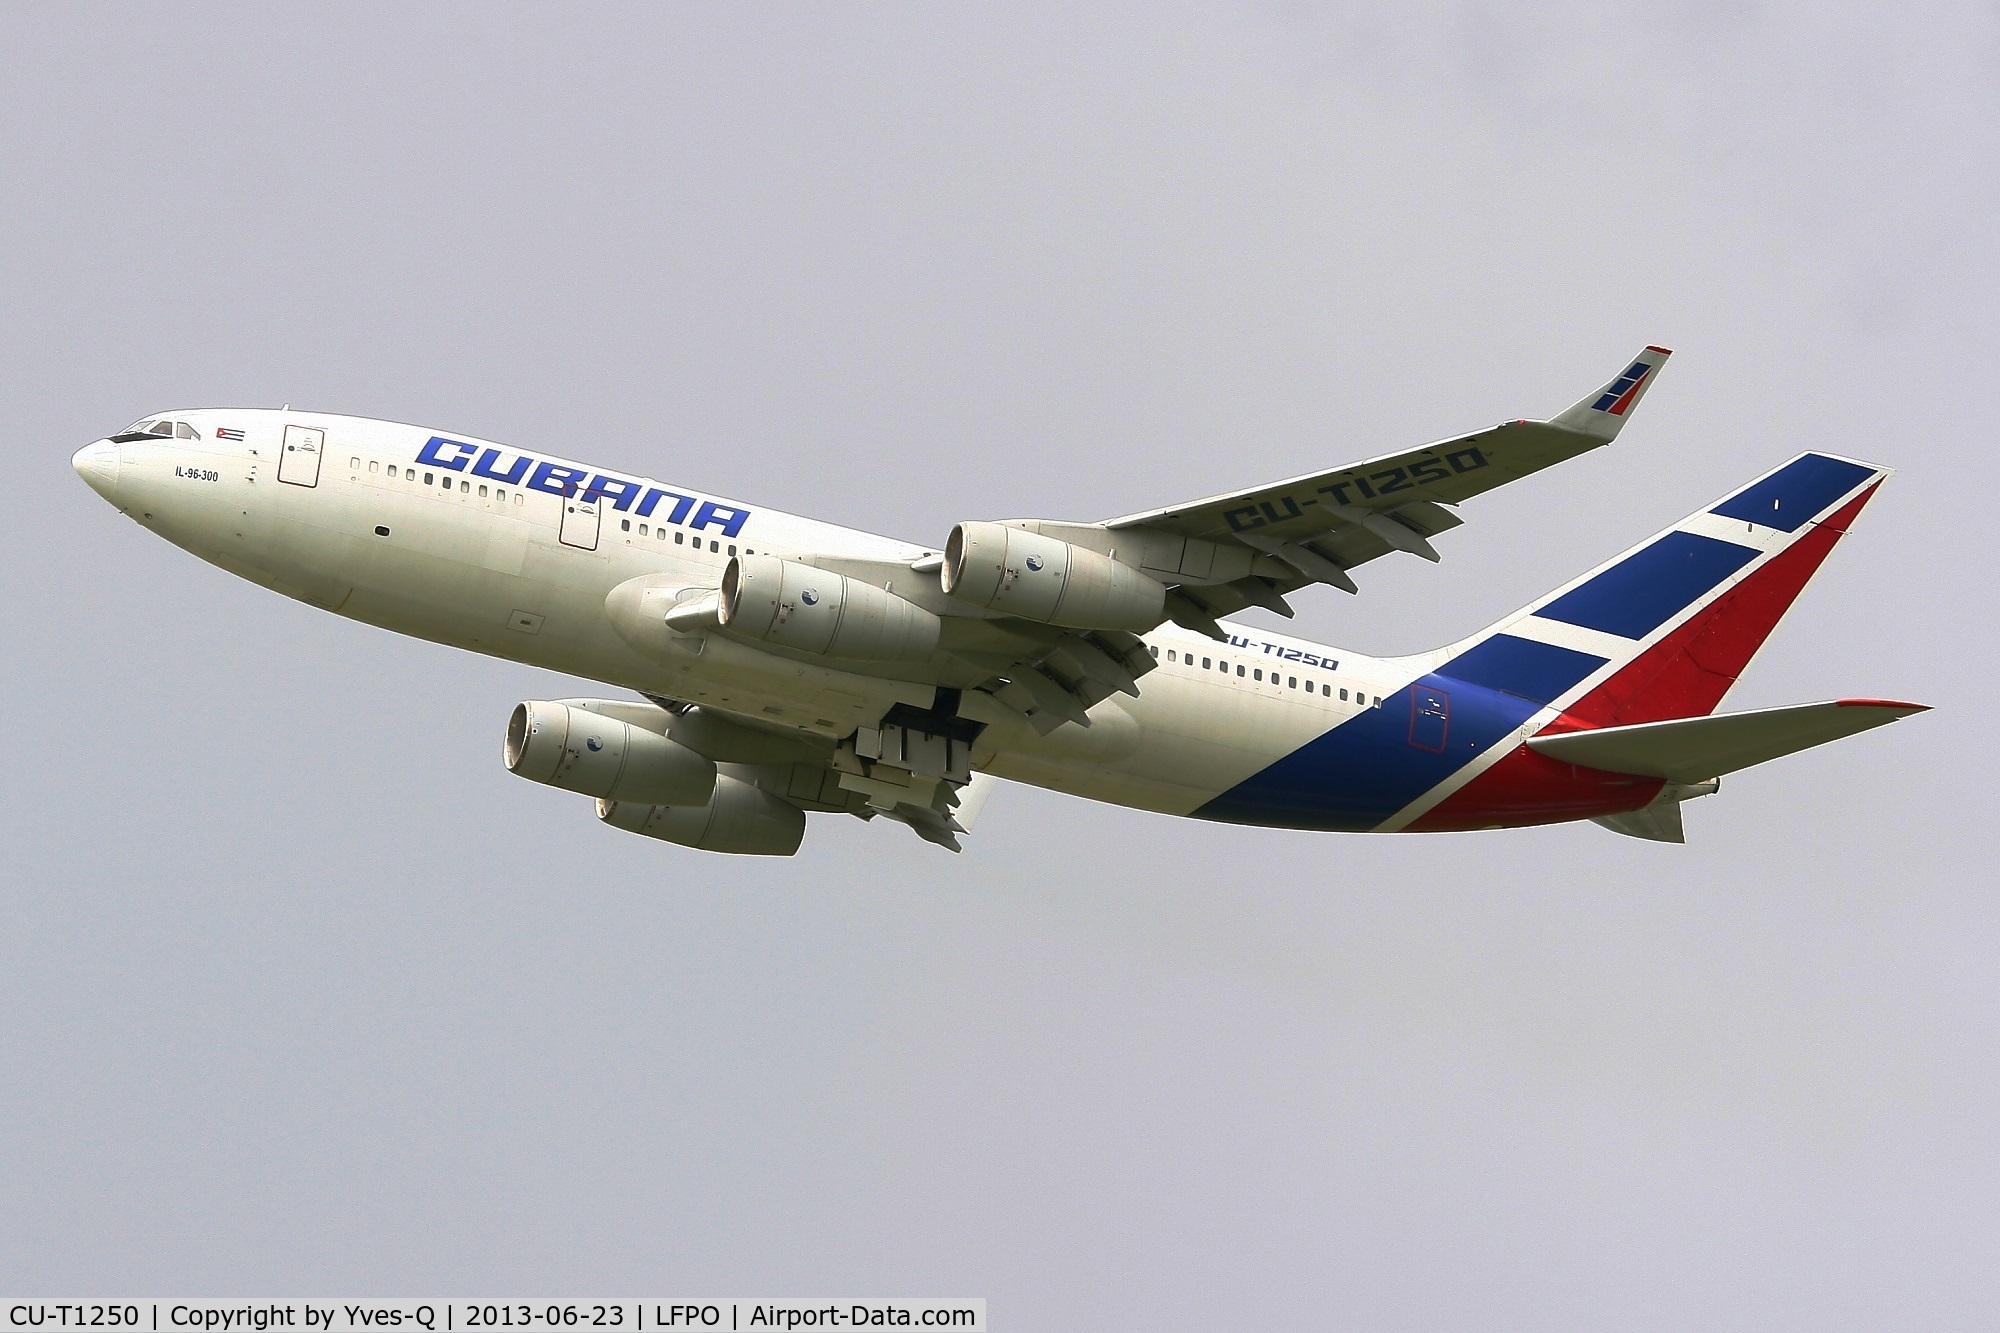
73, 348, 1924, 854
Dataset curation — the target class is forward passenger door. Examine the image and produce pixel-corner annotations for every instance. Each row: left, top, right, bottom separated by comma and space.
278, 424, 324, 488
559, 486, 600, 551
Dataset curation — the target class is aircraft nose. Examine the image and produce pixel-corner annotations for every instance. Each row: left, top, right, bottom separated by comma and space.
72, 439, 121, 499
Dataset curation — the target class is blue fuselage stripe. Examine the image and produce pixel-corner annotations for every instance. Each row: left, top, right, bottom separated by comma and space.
1194, 635, 1606, 831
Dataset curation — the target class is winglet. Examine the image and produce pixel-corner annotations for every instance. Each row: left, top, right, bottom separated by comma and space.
1549, 345, 1673, 442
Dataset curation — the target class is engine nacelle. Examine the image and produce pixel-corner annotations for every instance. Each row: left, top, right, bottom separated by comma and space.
505, 701, 717, 806
719, 554, 940, 661
942, 521, 1166, 632
598, 775, 807, 856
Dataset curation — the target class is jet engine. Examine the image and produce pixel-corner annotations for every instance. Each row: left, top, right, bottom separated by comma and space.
942, 521, 1166, 632
598, 774, 807, 856
505, 701, 717, 805
718, 554, 940, 661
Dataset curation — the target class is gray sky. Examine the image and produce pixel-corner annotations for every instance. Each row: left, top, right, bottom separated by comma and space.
3, 4, 1994, 1327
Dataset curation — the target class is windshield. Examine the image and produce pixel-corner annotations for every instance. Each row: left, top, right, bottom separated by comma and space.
110, 418, 200, 443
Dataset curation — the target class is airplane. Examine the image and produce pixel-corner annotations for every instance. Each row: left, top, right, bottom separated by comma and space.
70, 347, 1926, 855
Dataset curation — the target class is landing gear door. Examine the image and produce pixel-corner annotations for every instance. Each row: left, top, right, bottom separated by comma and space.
278, 424, 325, 488
559, 487, 600, 551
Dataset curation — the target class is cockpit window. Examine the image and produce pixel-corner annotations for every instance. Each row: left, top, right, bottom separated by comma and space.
110, 418, 198, 443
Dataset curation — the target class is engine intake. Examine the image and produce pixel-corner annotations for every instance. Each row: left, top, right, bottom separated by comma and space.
505, 701, 716, 806
719, 554, 940, 661
598, 775, 807, 856
942, 521, 1166, 632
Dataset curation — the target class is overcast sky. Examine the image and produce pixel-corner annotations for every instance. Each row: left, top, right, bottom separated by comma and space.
3, 4, 1994, 1328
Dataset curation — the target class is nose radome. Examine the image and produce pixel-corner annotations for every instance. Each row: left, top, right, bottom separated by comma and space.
72, 440, 121, 499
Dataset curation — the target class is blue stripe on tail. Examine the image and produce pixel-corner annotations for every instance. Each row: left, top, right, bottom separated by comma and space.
1538, 531, 1758, 640
1710, 454, 1875, 533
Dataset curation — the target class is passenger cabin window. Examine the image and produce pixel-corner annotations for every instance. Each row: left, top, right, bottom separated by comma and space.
349, 456, 361, 469
460, 480, 469, 492
369, 461, 379, 473
621, 519, 631, 531
423, 472, 434, 484
676, 532, 685, 545
478, 484, 488, 497
1235, 665, 1245, 677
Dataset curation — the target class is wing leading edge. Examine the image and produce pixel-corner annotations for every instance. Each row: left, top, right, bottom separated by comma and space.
1097, 346, 1674, 627
929, 347, 1677, 735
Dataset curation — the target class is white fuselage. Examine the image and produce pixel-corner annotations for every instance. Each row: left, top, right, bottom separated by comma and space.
76, 409, 1415, 820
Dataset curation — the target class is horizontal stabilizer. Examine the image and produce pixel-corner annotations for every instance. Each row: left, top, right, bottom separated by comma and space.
1529, 699, 1927, 782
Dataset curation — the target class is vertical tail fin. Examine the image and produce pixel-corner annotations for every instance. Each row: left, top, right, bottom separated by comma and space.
1447, 451, 1890, 728
1196, 451, 1893, 836
1392, 452, 1892, 832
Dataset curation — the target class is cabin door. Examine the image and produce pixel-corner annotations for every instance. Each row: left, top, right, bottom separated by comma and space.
559, 486, 601, 550
278, 424, 324, 487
